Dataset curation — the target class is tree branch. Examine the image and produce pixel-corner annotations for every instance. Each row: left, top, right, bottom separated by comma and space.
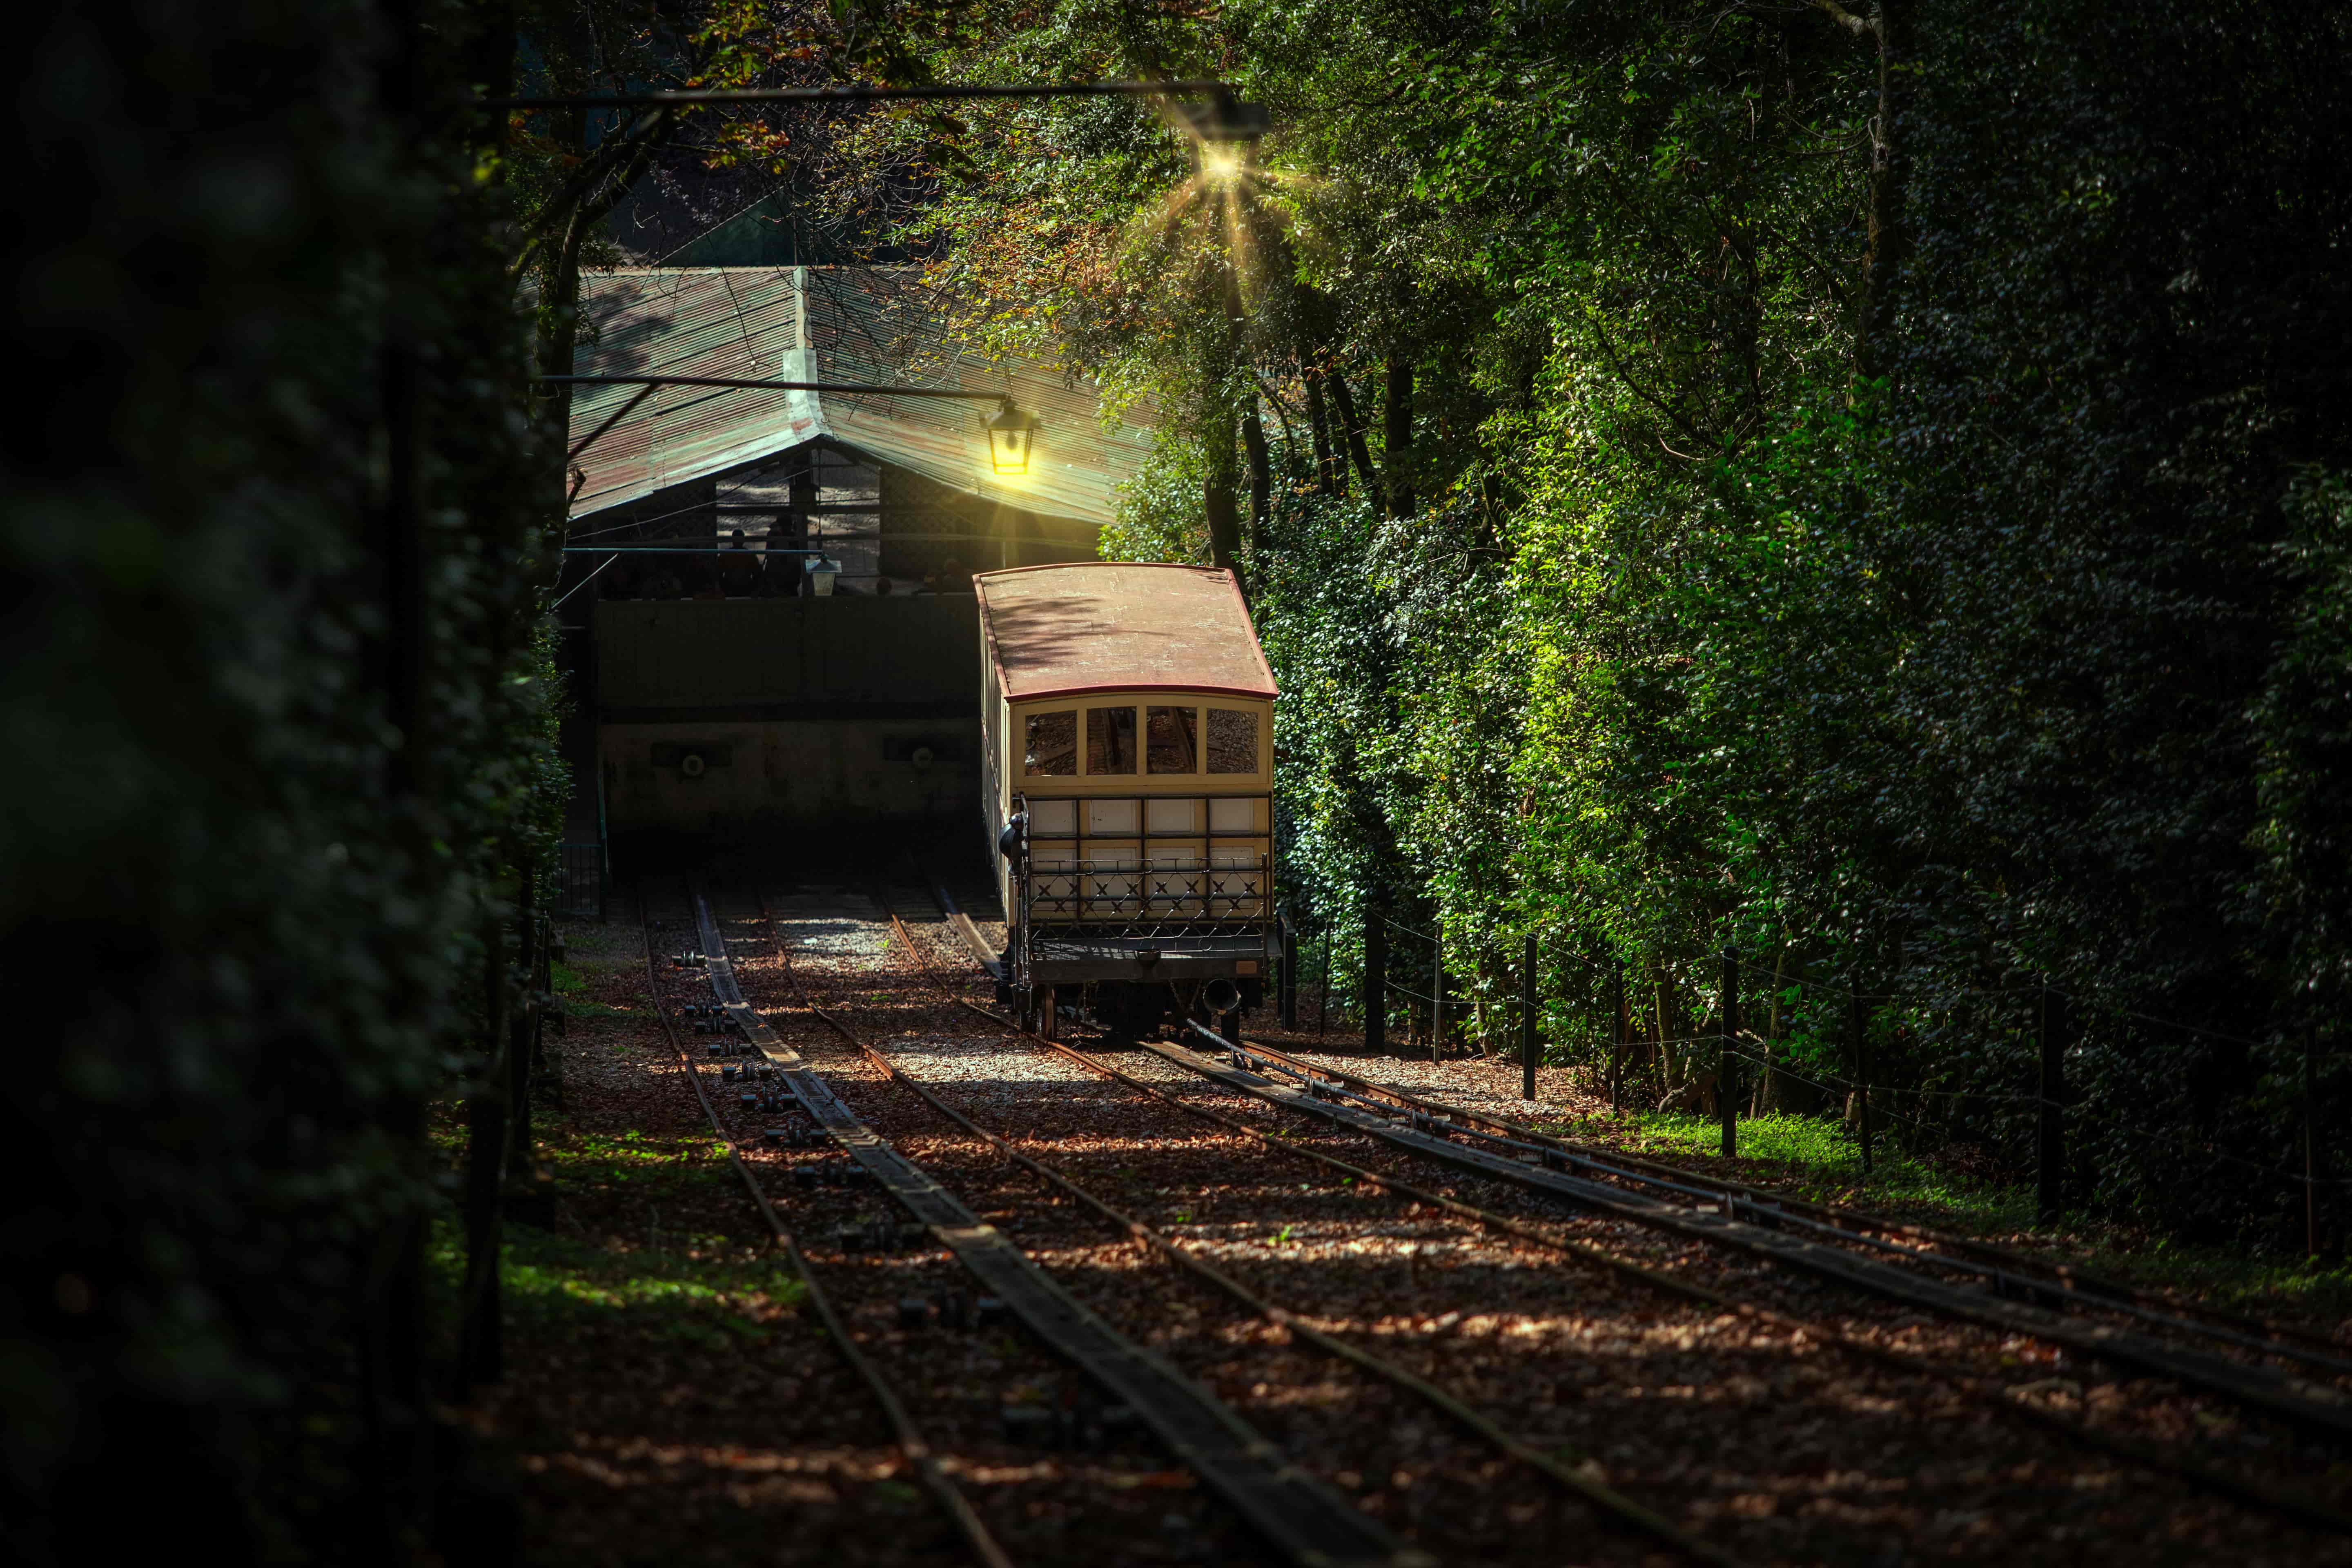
1809, 0, 1873, 36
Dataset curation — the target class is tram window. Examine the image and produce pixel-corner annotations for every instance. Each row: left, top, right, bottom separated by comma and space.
1146, 706, 1198, 773
1206, 708, 1258, 774
1086, 706, 1137, 774
1025, 710, 1076, 776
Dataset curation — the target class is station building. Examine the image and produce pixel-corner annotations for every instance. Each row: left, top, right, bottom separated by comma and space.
552, 266, 1154, 901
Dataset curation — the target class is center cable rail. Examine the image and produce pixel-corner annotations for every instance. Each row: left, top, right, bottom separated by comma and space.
1227, 1034, 2352, 1377
892, 873, 2352, 1539
718, 889, 1424, 1568
633, 889, 1012, 1568
1144, 1029, 2352, 1446
869, 882, 1752, 1567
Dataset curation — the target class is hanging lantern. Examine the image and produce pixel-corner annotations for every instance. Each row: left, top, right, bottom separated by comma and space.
987, 400, 1040, 476
1183, 90, 1270, 174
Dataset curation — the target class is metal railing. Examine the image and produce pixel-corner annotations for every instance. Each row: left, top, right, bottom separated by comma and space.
555, 842, 605, 921
1021, 855, 1270, 929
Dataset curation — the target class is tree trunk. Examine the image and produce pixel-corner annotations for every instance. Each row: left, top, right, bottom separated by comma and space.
1846, 0, 1908, 379
1303, 369, 1340, 495
1383, 351, 1414, 518
506, 870, 538, 1184
1204, 414, 1243, 579
1242, 405, 1270, 555
1325, 372, 1381, 496
1654, 972, 1679, 1088
535, 128, 662, 447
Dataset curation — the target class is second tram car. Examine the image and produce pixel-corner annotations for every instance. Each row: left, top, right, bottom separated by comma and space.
976, 563, 1276, 1036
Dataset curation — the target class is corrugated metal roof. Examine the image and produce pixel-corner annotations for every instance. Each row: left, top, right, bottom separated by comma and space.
567, 267, 1152, 528
975, 564, 1278, 702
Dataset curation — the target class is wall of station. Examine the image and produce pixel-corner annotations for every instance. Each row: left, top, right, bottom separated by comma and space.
595, 596, 981, 838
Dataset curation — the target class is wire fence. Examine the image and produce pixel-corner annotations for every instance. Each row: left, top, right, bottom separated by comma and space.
1271, 902, 2342, 1234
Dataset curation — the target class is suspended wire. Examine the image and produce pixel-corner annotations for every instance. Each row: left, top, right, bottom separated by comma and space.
549, 552, 620, 611
567, 453, 815, 541
2120, 1010, 2281, 1052
1378, 911, 1437, 944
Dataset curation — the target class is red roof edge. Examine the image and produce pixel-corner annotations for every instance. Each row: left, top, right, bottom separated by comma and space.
973, 562, 1279, 704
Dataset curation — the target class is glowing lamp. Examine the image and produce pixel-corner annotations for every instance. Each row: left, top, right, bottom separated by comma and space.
1183, 91, 1270, 146
987, 400, 1040, 476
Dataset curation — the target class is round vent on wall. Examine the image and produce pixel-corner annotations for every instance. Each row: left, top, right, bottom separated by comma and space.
910, 745, 935, 771
679, 752, 707, 779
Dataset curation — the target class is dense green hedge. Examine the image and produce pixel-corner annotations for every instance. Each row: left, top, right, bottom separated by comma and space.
2, 2, 555, 1559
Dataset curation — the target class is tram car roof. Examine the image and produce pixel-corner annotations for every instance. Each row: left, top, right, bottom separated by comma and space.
974, 563, 1278, 704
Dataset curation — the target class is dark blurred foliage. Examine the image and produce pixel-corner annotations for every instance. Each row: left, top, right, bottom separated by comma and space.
1, 0, 556, 1560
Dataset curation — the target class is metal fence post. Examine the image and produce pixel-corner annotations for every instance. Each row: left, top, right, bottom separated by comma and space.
1279, 918, 1298, 1030
1363, 913, 1386, 1057
1851, 982, 1871, 1176
1431, 925, 1444, 1062
1521, 932, 1538, 1101
1609, 958, 1625, 1112
1317, 931, 1336, 1044
2038, 987, 2067, 1225
1719, 947, 1738, 1158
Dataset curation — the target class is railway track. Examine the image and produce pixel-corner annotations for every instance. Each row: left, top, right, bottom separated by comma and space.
674, 884, 1425, 1568
871, 876, 2352, 1562
1222, 1033, 2352, 1379
853, 890, 1747, 1567
907, 868, 2352, 1431
633, 890, 1013, 1568
1145, 1030, 2352, 1441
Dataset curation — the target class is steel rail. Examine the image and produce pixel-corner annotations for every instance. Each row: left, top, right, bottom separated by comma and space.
869, 891, 1751, 1567
1149, 1028, 2352, 1443
1232, 1035, 2352, 1374
725, 889, 1422, 1568
632, 888, 1013, 1568
885, 886, 2352, 1539
926, 878, 1003, 980
1222, 1041, 2352, 1373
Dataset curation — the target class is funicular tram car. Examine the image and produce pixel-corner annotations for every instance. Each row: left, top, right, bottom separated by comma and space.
975, 563, 1276, 1037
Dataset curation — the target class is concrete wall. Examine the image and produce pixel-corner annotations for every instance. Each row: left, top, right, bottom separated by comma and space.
597, 595, 976, 712
594, 595, 982, 837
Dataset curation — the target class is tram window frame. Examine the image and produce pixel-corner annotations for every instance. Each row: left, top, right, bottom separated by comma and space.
1024, 709, 1077, 777
1146, 706, 1199, 774
1086, 706, 1138, 775
1205, 707, 1259, 775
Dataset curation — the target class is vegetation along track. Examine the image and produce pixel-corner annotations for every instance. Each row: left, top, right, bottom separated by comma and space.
882, 869, 2352, 1561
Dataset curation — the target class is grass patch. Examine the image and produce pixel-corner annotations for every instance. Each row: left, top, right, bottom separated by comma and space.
1539, 1108, 2352, 1325
426, 1220, 800, 1351
1617, 1110, 2035, 1229
551, 960, 639, 1019
425, 1118, 804, 1352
